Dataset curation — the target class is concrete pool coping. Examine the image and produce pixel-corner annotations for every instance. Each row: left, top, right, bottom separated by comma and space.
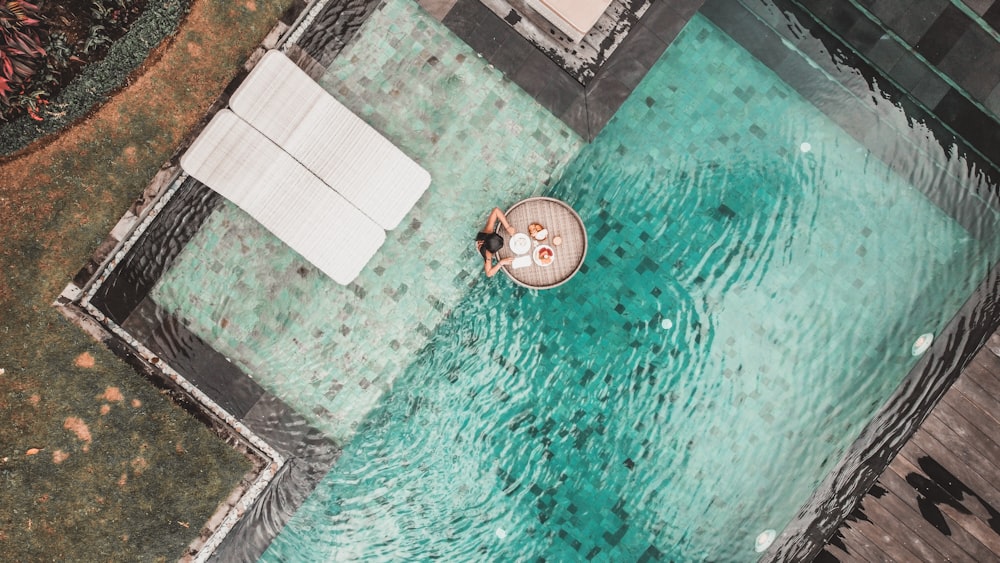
54, 0, 1000, 560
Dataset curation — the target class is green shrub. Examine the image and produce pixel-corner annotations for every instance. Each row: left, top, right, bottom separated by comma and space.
0, 0, 47, 111
0, 0, 191, 156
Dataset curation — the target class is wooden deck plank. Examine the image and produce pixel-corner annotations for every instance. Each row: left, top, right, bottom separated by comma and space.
889, 453, 1000, 557
834, 522, 897, 563
879, 458, 997, 561
847, 495, 944, 562
895, 434, 1000, 543
817, 541, 862, 563
918, 402, 1000, 508
966, 352, 1000, 405
956, 357, 1000, 421
872, 484, 981, 562
951, 374, 1000, 434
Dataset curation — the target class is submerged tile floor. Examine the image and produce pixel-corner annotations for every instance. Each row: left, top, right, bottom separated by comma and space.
152, 0, 584, 446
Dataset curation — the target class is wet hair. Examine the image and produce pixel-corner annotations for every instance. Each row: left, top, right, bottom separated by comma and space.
477, 232, 503, 257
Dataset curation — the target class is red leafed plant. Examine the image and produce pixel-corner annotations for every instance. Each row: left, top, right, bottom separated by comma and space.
0, 0, 46, 107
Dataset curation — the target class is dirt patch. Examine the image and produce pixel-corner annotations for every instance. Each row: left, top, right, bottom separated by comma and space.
63, 416, 92, 443
74, 352, 95, 368
100, 387, 124, 402
123, 145, 138, 163
130, 456, 149, 475
52, 450, 70, 464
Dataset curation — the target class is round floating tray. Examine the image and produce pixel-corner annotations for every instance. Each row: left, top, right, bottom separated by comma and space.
498, 197, 587, 289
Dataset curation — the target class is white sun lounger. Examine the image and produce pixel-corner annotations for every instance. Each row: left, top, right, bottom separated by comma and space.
180, 110, 386, 286
229, 50, 431, 231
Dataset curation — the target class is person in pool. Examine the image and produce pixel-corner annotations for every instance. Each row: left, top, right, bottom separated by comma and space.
476, 207, 516, 277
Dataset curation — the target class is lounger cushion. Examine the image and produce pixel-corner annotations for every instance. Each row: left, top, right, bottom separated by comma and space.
229, 50, 431, 231
180, 110, 386, 286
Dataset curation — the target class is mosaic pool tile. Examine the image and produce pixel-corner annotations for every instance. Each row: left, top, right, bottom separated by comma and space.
152, 0, 584, 445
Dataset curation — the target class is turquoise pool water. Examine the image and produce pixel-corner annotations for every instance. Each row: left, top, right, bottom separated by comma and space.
154, 2, 1000, 561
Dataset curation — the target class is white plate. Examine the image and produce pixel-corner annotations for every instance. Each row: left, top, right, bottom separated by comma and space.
509, 232, 531, 255
533, 244, 555, 267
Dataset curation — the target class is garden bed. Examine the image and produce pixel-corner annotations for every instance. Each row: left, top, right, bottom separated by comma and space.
1, 0, 189, 156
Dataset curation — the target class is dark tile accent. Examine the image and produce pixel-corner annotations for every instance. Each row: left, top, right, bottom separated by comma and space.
968, 0, 996, 17
888, 51, 936, 92
865, 35, 908, 70
441, 0, 490, 38
914, 4, 970, 65
601, 24, 668, 84
537, 68, 586, 117
513, 51, 568, 100
984, 2, 1000, 29
873, 0, 949, 44
465, 9, 514, 60
586, 78, 633, 137
560, 92, 591, 139
954, 43, 1000, 100
910, 72, 951, 108
778, 0, 1000, 193
89, 179, 223, 325
842, 12, 890, 53
122, 297, 266, 419
488, 29, 536, 77
215, 395, 339, 562
938, 25, 995, 83
961, 67, 1000, 103
986, 81, 1000, 115
108, 296, 340, 562
699, 0, 791, 69
242, 393, 340, 464
935, 88, 1000, 163
641, 0, 700, 46
662, 0, 704, 20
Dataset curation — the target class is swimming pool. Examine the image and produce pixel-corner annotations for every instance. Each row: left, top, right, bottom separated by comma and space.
152, 1, 1000, 560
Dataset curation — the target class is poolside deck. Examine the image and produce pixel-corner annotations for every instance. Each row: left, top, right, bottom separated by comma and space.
819, 333, 1000, 562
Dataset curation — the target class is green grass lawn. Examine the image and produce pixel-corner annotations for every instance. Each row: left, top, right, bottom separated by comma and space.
0, 0, 294, 558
